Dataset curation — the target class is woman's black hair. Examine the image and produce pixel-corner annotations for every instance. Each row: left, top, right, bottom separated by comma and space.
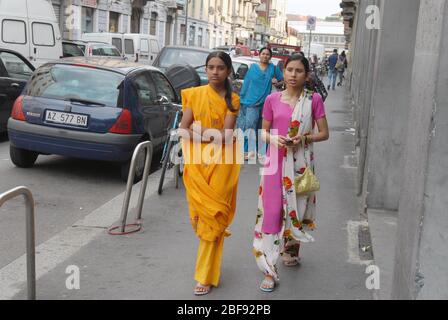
284, 54, 310, 75
206, 51, 237, 113
259, 47, 272, 58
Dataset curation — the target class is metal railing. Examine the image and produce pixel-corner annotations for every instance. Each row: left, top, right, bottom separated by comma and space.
0, 186, 36, 300
109, 141, 153, 235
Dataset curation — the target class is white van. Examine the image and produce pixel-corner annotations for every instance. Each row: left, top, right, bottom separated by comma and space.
124, 33, 159, 65
81, 32, 159, 64
0, 0, 62, 67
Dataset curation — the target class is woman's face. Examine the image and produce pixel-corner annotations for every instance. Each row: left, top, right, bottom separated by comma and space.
206, 57, 231, 86
259, 49, 271, 64
283, 60, 307, 89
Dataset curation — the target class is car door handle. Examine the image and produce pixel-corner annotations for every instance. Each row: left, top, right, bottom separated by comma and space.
11, 83, 20, 88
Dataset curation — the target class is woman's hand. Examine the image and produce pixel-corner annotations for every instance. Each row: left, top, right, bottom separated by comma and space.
270, 135, 287, 149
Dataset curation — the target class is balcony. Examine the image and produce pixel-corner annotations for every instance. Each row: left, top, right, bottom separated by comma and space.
232, 15, 245, 27
252, 0, 262, 5
246, 20, 255, 29
174, 0, 186, 8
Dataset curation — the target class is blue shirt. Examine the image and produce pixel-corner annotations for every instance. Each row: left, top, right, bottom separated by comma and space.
239, 63, 283, 107
328, 53, 338, 70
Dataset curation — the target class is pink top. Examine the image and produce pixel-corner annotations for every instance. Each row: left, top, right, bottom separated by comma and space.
263, 91, 326, 132
260, 91, 326, 234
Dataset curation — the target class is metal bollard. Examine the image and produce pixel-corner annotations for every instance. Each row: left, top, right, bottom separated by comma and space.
109, 141, 153, 235
0, 186, 36, 300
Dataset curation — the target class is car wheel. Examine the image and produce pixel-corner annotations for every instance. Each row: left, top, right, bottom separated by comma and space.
120, 147, 147, 183
10, 145, 38, 168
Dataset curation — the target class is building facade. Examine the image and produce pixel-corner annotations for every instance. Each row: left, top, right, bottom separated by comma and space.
51, 0, 281, 49
288, 19, 346, 54
253, 0, 287, 47
51, 0, 184, 47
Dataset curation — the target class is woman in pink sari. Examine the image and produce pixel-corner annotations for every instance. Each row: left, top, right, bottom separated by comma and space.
253, 54, 329, 292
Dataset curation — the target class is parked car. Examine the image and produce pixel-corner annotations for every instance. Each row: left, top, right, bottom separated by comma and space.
7, 57, 181, 181
63, 40, 122, 58
0, 0, 63, 67
267, 43, 301, 63
62, 40, 85, 58
0, 48, 35, 132
152, 46, 212, 85
213, 45, 252, 57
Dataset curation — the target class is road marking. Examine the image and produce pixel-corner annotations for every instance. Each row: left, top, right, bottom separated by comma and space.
0, 169, 165, 299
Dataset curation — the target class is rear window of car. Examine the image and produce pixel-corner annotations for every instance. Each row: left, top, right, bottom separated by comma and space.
63, 43, 84, 57
26, 64, 125, 107
91, 44, 121, 57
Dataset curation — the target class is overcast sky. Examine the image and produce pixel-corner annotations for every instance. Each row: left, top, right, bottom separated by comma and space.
286, 0, 342, 18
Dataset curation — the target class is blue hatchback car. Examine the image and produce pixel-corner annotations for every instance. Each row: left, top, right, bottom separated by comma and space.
7, 57, 180, 180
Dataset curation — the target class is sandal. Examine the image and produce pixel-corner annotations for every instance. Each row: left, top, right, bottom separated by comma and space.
259, 276, 275, 293
283, 257, 300, 267
282, 251, 301, 267
194, 283, 211, 296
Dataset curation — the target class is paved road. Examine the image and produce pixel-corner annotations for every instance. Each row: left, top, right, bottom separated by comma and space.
0, 132, 160, 269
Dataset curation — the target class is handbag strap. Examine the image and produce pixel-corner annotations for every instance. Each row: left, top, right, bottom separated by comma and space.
300, 135, 310, 167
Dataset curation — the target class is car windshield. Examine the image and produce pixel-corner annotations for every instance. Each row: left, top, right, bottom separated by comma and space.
26, 64, 125, 107
158, 48, 209, 69
91, 44, 121, 57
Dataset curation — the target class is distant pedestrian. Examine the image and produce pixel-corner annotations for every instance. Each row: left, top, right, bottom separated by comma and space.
337, 51, 347, 86
253, 54, 329, 292
179, 51, 241, 296
327, 49, 339, 90
236, 47, 284, 161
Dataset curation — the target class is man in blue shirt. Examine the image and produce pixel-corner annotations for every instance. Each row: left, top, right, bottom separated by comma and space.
327, 49, 339, 90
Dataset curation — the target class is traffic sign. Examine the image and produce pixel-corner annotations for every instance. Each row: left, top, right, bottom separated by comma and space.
307, 16, 316, 31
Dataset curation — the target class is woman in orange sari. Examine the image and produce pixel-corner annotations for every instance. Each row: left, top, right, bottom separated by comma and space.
179, 51, 241, 296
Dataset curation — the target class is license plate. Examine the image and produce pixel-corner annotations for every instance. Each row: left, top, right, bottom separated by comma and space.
45, 110, 88, 127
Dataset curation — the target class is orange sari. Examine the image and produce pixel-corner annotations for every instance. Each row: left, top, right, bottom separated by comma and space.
181, 84, 240, 286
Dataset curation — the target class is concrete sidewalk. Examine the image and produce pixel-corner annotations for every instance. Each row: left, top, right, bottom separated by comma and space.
9, 86, 375, 300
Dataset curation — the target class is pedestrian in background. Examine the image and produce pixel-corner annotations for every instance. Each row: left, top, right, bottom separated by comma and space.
327, 49, 339, 91
236, 47, 284, 161
179, 51, 241, 296
253, 54, 329, 292
337, 51, 347, 86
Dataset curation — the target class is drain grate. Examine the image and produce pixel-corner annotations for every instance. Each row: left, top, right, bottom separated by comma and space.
358, 225, 374, 261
